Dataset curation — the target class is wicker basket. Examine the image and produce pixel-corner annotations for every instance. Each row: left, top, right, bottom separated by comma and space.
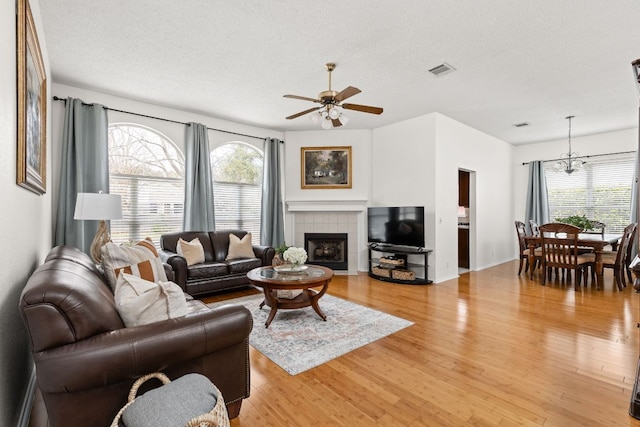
380, 257, 405, 266
392, 269, 415, 281
110, 372, 230, 427
372, 266, 391, 277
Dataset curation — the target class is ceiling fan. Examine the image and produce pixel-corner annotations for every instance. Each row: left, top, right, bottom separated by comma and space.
284, 63, 383, 128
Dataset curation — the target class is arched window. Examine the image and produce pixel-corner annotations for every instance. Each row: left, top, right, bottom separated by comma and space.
210, 142, 263, 243
108, 123, 185, 244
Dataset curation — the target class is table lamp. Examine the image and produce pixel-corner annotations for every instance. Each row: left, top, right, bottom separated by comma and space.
74, 192, 122, 263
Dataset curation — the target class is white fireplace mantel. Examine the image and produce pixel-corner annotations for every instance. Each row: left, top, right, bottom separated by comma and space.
286, 199, 367, 212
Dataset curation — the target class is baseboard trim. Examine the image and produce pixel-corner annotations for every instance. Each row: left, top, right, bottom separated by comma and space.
17, 366, 36, 427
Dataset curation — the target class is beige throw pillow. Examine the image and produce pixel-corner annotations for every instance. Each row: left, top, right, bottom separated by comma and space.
101, 238, 168, 291
226, 233, 255, 260
176, 237, 205, 266
114, 272, 188, 327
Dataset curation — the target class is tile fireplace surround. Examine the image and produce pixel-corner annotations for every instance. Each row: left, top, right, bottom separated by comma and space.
287, 201, 365, 275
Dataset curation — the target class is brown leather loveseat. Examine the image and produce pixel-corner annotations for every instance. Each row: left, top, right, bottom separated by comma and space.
160, 230, 275, 296
19, 245, 252, 427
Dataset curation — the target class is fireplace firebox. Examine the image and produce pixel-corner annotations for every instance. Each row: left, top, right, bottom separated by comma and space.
304, 233, 348, 270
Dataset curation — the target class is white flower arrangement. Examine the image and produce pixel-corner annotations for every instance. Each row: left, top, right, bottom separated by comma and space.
283, 246, 307, 265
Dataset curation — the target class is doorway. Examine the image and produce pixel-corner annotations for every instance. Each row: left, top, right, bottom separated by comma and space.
458, 169, 475, 273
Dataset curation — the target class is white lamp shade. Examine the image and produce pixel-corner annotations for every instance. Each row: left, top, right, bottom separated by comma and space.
74, 193, 123, 220
321, 118, 332, 129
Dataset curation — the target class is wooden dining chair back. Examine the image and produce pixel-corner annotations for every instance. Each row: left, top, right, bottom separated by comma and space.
626, 224, 638, 283
515, 221, 542, 275
515, 221, 530, 275
538, 223, 595, 290
529, 220, 541, 237
602, 222, 637, 291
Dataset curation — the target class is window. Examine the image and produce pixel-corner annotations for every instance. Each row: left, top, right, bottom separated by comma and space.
108, 124, 184, 245
544, 154, 635, 234
211, 142, 263, 244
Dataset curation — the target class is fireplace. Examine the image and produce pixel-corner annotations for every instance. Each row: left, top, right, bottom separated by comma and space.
304, 233, 348, 270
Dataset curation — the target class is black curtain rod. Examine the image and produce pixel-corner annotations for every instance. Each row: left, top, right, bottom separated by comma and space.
521, 150, 636, 165
52, 96, 275, 142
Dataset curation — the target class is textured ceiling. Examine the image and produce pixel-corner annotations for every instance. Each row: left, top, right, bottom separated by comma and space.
39, 0, 640, 144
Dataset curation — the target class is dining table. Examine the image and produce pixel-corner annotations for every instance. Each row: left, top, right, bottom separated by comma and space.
524, 233, 622, 288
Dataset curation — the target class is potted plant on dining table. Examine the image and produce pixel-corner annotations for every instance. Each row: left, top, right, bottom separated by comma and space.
554, 214, 595, 231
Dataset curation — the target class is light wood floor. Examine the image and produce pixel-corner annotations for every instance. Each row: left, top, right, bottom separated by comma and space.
29, 261, 640, 426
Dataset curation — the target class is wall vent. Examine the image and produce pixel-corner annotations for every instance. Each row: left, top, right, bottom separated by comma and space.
514, 122, 530, 127
428, 62, 456, 77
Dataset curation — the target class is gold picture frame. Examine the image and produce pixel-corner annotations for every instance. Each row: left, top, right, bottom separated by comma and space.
17, 0, 47, 195
301, 146, 352, 189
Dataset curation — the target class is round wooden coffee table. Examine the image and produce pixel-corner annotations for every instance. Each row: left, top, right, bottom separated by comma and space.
247, 265, 334, 328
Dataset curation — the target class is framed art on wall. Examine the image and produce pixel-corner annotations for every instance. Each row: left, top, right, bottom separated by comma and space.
17, 0, 47, 195
301, 146, 352, 189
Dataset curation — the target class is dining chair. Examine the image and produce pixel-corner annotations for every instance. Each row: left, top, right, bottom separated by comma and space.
601, 223, 637, 291
515, 220, 541, 275
538, 223, 595, 290
626, 228, 638, 284
529, 220, 541, 237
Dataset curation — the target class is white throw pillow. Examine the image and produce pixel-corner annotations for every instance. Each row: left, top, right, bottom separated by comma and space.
114, 272, 188, 327
101, 238, 168, 291
226, 233, 255, 260
176, 237, 205, 266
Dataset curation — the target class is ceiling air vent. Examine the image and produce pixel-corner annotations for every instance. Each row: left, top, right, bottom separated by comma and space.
514, 122, 530, 127
428, 62, 456, 77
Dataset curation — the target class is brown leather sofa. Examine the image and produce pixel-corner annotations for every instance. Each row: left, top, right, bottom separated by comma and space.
19, 245, 252, 427
160, 230, 275, 296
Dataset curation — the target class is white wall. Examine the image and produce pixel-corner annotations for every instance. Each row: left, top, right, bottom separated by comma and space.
434, 114, 514, 279
283, 112, 515, 283
371, 114, 437, 278
0, 0, 52, 424
369, 113, 514, 283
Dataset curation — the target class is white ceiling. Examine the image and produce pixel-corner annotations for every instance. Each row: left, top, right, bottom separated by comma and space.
38, 0, 640, 145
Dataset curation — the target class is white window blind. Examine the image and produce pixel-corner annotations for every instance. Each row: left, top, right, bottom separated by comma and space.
213, 182, 262, 242
108, 124, 184, 245
544, 154, 635, 234
211, 143, 263, 244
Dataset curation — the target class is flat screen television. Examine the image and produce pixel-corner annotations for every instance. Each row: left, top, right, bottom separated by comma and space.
367, 206, 425, 248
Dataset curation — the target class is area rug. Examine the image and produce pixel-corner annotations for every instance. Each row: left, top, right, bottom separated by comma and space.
208, 293, 413, 375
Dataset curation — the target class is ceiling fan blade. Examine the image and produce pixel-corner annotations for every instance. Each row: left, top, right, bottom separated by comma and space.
342, 103, 384, 115
334, 86, 361, 102
332, 118, 342, 128
283, 94, 321, 103
286, 106, 321, 120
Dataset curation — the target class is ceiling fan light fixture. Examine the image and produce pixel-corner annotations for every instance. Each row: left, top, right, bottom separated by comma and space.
339, 114, 350, 125
283, 63, 383, 127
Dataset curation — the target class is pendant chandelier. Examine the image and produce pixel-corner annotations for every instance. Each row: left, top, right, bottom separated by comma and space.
553, 115, 585, 174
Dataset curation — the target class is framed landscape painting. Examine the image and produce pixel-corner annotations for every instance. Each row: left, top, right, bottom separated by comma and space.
301, 146, 352, 189
17, 0, 47, 195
